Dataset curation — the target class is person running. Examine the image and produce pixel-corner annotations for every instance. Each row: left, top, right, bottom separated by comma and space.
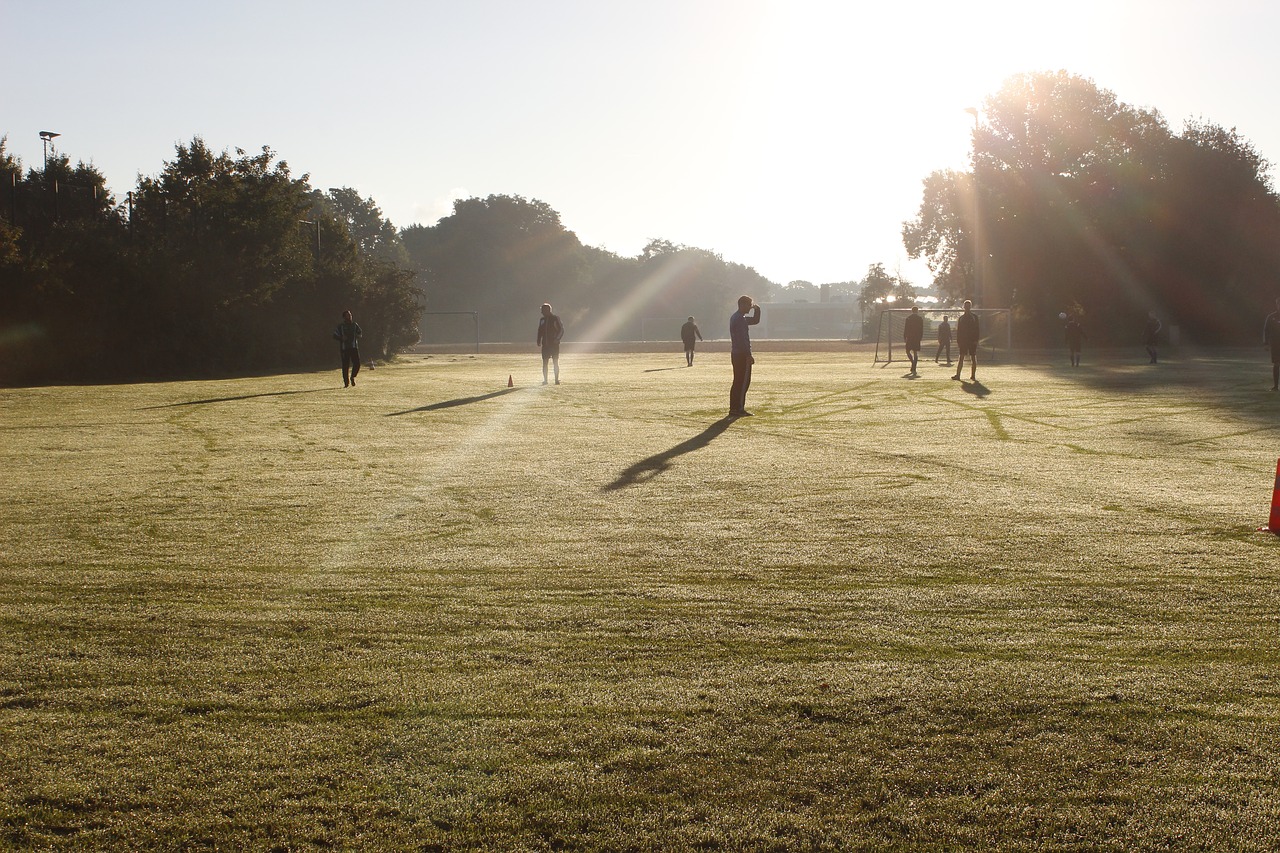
680, 316, 703, 367
903, 305, 924, 376
1264, 297, 1280, 391
953, 300, 978, 382
537, 303, 564, 385
729, 295, 761, 416
1144, 310, 1162, 364
935, 315, 952, 365
1065, 315, 1085, 367
333, 309, 361, 387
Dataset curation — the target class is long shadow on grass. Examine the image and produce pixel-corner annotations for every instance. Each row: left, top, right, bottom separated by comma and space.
960, 379, 991, 398
604, 416, 735, 491
386, 387, 520, 416
643, 366, 684, 373
141, 389, 330, 409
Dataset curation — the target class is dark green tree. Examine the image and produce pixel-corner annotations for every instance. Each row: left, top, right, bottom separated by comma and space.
903, 71, 1280, 344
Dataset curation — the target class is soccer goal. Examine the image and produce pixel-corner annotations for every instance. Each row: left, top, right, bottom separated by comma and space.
872, 307, 1011, 366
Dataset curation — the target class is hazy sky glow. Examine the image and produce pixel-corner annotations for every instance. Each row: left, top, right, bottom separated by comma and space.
6, 0, 1280, 287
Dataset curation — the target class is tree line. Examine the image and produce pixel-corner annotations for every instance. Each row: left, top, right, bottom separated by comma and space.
0, 138, 785, 386
903, 71, 1280, 345
1, 137, 422, 386
6, 70, 1274, 385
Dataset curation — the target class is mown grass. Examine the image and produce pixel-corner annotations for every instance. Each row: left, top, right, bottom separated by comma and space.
2, 348, 1279, 850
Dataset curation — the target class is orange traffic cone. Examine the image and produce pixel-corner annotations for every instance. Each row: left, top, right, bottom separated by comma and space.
508, 374, 513, 388
1259, 458, 1280, 534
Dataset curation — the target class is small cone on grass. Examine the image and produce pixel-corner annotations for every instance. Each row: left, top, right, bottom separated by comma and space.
508, 374, 513, 388
1259, 458, 1280, 534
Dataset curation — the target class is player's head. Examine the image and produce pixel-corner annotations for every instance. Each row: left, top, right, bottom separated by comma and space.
342, 309, 352, 320
737, 295, 753, 311
688, 316, 695, 322
910, 306, 919, 313
963, 300, 972, 312
541, 303, 552, 316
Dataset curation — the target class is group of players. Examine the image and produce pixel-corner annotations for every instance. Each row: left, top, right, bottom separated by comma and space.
331, 295, 1280, 407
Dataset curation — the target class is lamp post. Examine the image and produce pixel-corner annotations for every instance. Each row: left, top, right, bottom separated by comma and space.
964, 108, 981, 307
39, 131, 60, 170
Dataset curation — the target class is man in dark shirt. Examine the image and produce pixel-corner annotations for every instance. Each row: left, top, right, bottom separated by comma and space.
1264, 297, 1280, 391
537, 303, 564, 385
935, 315, 952, 365
953, 300, 978, 382
1065, 316, 1085, 367
680, 316, 703, 367
333, 309, 361, 387
729, 295, 761, 416
903, 306, 924, 376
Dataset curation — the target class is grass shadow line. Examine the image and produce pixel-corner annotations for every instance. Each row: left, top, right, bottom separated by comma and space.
141, 389, 330, 409
604, 416, 735, 491
387, 387, 520, 416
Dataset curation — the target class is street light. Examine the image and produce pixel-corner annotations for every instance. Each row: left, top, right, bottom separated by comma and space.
964, 108, 981, 307
39, 131, 60, 170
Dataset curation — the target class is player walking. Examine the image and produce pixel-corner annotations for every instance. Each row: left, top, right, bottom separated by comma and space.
935, 315, 952, 365
681, 316, 703, 367
333, 309, 361, 387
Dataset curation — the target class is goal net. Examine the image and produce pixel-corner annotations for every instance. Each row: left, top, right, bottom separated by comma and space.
873, 307, 1011, 365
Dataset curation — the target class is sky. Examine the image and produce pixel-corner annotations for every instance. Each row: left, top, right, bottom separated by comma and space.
6, 0, 1280, 289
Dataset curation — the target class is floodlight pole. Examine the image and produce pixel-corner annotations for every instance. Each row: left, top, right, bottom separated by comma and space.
39, 130, 60, 171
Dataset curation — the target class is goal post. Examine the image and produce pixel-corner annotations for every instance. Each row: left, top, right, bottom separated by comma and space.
873, 307, 1011, 365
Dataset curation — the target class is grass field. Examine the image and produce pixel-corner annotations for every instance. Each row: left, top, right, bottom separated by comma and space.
3, 347, 1279, 850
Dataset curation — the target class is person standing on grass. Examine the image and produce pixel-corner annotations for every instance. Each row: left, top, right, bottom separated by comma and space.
903, 305, 924, 376
537, 302, 564, 385
1264, 297, 1280, 391
681, 316, 703, 367
333, 309, 361, 387
729, 295, 761, 416
935, 315, 952, 365
1144, 310, 1162, 364
953, 300, 978, 382
1065, 315, 1085, 367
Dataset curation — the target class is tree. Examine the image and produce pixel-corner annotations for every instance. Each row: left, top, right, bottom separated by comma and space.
402, 195, 588, 342
319, 187, 409, 267
903, 71, 1280, 344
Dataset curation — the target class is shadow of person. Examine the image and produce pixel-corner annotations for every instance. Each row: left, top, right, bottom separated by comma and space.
643, 367, 684, 373
386, 387, 519, 416
960, 380, 991, 398
141, 388, 330, 409
604, 416, 735, 491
